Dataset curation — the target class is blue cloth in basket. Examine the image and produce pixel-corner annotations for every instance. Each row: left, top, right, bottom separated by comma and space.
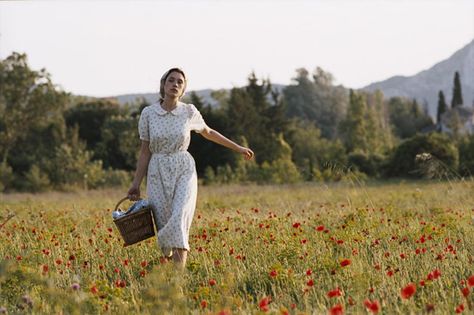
112, 199, 150, 219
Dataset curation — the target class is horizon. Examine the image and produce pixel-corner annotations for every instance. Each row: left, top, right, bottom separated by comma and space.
1, 0, 473, 97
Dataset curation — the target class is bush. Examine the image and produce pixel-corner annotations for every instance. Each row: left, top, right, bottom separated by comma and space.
348, 152, 385, 177
23, 165, 51, 192
101, 169, 132, 188
0, 162, 14, 192
386, 133, 458, 178
458, 135, 474, 176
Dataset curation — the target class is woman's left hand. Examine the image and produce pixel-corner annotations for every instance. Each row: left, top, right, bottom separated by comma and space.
238, 146, 254, 160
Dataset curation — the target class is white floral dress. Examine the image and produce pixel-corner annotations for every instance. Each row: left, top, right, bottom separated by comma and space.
138, 101, 208, 256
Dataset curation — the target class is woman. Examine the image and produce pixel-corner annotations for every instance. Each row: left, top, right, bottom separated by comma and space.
127, 68, 254, 268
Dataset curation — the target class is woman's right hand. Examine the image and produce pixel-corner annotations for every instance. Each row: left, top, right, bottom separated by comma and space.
127, 184, 140, 201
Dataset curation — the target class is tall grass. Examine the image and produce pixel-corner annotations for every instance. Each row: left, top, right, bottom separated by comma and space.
1, 180, 473, 314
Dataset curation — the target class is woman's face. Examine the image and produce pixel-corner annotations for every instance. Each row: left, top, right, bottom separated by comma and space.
164, 71, 186, 98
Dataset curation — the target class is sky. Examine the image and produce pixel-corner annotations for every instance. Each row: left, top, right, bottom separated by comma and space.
1, 0, 473, 97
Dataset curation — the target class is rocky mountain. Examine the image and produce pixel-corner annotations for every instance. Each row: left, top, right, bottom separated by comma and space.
363, 39, 474, 119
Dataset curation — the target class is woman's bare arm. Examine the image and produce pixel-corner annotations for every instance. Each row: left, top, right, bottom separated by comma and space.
200, 128, 254, 160
128, 140, 152, 200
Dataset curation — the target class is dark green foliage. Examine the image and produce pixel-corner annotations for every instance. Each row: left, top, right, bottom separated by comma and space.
347, 152, 386, 178
388, 97, 434, 139
451, 71, 463, 108
386, 133, 458, 178
283, 67, 347, 139
436, 90, 447, 124
95, 114, 140, 170
0, 52, 68, 165
457, 135, 474, 176
64, 99, 121, 150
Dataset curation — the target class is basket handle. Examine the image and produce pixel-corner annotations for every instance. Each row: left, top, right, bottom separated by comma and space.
114, 197, 130, 212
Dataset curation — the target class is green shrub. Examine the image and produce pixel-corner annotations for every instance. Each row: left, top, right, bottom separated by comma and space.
23, 165, 51, 192
348, 152, 385, 177
386, 133, 458, 178
101, 169, 132, 188
0, 162, 14, 192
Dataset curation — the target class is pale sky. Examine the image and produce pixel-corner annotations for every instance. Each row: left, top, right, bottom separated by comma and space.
1, 0, 473, 97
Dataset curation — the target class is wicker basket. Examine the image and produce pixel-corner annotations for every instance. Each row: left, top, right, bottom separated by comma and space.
113, 197, 155, 246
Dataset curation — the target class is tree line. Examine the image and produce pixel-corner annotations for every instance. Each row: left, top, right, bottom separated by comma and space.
0, 52, 471, 192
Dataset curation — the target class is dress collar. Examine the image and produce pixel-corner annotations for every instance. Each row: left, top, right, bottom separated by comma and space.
152, 101, 185, 116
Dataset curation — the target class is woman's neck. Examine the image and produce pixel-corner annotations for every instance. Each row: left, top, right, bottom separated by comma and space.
161, 97, 178, 111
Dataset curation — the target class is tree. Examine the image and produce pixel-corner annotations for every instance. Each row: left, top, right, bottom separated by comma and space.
0, 52, 67, 164
386, 133, 458, 178
283, 67, 348, 139
64, 99, 121, 150
436, 90, 447, 124
451, 71, 463, 108
339, 90, 369, 153
388, 97, 434, 139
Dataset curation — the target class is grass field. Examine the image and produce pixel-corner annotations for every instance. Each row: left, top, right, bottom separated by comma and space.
1, 180, 473, 314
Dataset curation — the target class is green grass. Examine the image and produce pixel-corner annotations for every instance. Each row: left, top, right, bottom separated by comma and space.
1, 180, 473, 314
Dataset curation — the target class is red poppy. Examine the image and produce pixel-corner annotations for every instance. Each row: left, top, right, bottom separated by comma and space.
200, 300, 207, 308
401, 283, 416, 299
364, 299, 380, 314
327, 288, 342, 298
307, 279, 314, 287
340, 259, 351, 267
306, 269, 312, 276
427, 269, 441, 280
461, 287, 470, 297
141, 260, 148, 268
468, 275, 474, 287
209, 279, 217, 286
269, 270, 278, 278
329, 304, 344, 315
455, 304, 464, 313
90, 285, 98, 294
259, 296, 271, 312
293, 222, 301, 228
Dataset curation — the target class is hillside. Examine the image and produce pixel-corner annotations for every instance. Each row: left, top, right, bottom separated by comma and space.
363, 39, 474, 118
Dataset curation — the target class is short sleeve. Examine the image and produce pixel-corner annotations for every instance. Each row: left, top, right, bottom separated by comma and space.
138, 108, 150, 141
189, 104, 208, 133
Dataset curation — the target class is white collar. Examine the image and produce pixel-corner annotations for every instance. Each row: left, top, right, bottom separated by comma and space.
152, 102, 185, 116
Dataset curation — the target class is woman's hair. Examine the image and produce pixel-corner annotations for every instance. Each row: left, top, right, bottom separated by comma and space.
159, 67, 187, 102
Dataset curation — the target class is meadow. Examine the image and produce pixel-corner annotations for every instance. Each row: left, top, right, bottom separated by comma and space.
0, 180, 473, 314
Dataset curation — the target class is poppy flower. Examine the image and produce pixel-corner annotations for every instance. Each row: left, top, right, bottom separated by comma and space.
364, 299, 380, 314
316, 225, 325, 231
327, 288, 342, 298
200, 300, 207, 308
401, 283, 416, 299
209, 279, 217, 286
269, 270, 278, 278
259, 296, 271, 312
329, 304, 344, 315
455, 304, 464, 313
340, 259, 351, 267
461, 287, 470, 297
468, 275, 474, 287
307, 279, 314, 287
427, 269, 441, 280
